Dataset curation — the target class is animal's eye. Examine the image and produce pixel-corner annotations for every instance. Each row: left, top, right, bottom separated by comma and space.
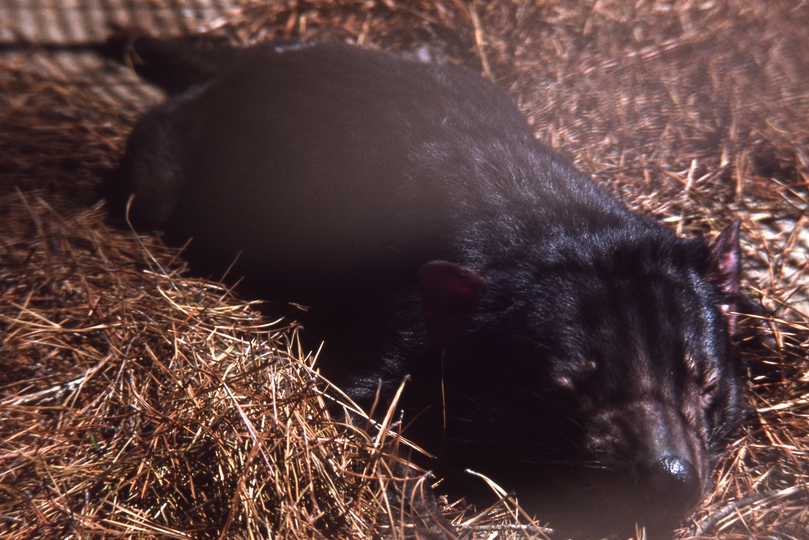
553, 375, 578, 393
701, 381, 719, 404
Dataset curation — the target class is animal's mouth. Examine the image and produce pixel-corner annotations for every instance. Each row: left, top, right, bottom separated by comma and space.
437, 396, 710, 534
531, 463, 704, 538
506, 399, 710, 536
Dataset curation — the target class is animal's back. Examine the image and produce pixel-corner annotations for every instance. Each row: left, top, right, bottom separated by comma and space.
113, 42, 630, 302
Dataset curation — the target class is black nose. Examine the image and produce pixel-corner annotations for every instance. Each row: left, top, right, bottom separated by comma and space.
643, 455, 701, 508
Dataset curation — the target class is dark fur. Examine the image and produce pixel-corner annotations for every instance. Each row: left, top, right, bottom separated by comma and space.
106, 38, 748, 538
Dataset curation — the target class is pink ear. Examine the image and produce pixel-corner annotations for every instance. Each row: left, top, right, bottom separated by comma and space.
705, 219, 742, 334
420, 261, 488, 343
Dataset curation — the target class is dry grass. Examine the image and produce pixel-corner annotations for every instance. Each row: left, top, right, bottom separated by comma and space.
1, 0, 808, 538
1, 191, 368, 538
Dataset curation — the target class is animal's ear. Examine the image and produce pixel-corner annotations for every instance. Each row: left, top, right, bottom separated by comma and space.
420, 261, 488, 345
705, 219, 742, 333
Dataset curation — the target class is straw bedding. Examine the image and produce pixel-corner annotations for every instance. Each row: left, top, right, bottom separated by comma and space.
1, 1, 807, 538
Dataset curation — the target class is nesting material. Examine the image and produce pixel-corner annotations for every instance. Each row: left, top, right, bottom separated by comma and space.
1, 0, 808, 539
1, 191, 368, 538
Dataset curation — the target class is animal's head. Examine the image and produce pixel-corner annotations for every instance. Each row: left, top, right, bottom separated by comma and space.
418, 221, 748, 535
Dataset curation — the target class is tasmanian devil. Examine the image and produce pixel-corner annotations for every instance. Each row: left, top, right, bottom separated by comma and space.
105, 36, 749, 538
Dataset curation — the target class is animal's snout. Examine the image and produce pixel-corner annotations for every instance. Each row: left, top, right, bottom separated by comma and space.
642, 454, 701, 509
584, 398, 707, 520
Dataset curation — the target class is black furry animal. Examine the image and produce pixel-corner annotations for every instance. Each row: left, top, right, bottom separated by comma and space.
105, 37, 748, 538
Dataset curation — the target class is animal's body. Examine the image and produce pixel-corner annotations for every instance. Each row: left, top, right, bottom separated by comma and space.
107, 38, 748, 537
